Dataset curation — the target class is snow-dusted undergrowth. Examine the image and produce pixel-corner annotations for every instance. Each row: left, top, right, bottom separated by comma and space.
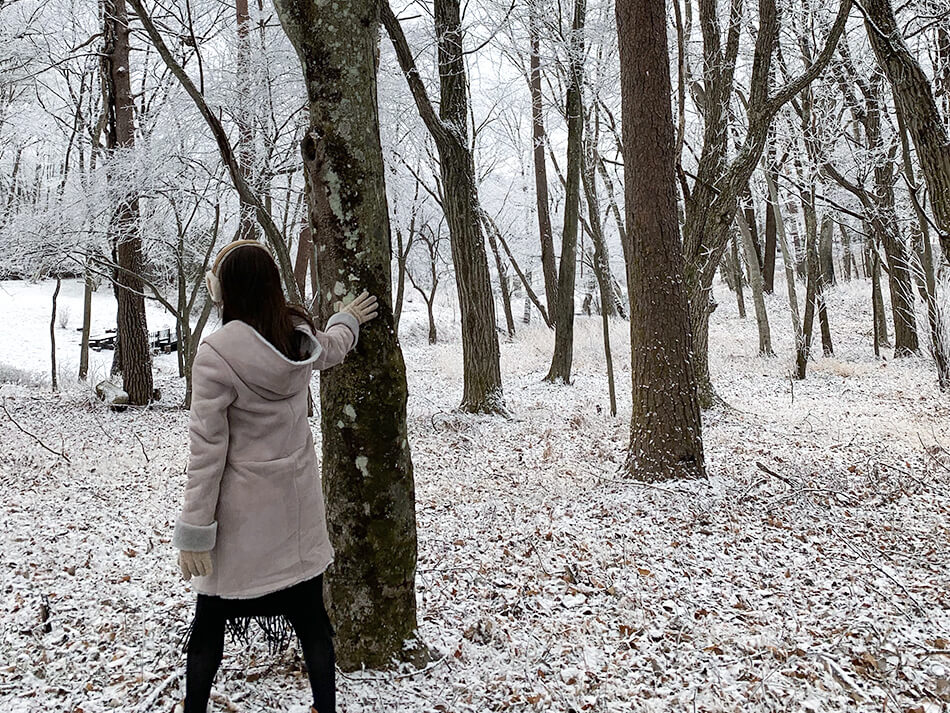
1, 279, 949, 712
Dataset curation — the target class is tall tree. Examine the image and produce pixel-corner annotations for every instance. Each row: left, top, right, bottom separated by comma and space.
101, 0, 153, 405
234, 0, 257, 241
861, 0, 950, 264
271, 0, 419, 670
529, 4, 558, 317
616, 0, 705, 481
382, 1, 505, 413
545, 0, 586, 384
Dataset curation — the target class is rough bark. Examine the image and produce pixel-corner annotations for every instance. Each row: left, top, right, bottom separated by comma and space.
545, 0, 586, 384
102, 0, 153, 405
382, 0, 504, 413
273, 0, 418, 670
862, 0, 950, 264
616, 0, 705, 481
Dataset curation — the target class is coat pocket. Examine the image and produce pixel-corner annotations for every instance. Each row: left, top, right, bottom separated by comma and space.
216, 455, 302, 587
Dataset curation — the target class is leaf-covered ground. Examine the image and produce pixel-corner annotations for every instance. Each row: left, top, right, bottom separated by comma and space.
1, 279, 949, 712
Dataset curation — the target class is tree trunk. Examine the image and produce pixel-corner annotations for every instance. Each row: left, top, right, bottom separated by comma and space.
382, 0, 504, 413
50, 278, 61, 392
818, 213, 835, 286
840, 224, 853, 281
870, 246, 891, 349
79, 264, 93, 381
485, 217, 515, 338
763, 177, 777, 292
796, 227, 819, 379
730, 234, 746, 318
582, 145, 617, 414
817, 215, 834, 356
274, 0, 418, 670
737, 209, 773, 355
767, 173, 804, 362
616, 0, 705, 481
862, 0, 950, 264
235, 0, 257, 241
293, 223, 311, 301
545, 0, 586, 384
529, 7, 557, 318
102, 0, 153, 406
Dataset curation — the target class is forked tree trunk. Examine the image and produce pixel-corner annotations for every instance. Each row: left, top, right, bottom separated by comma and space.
737, 209, 773, 355
102, 0, 153, 405
616, 0, 705, 481
274, 0, 418, 670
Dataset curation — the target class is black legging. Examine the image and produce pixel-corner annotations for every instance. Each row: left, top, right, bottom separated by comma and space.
184, 575, 335, 713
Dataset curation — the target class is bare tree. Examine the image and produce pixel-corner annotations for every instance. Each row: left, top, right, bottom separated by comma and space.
382, 1, 505, 413
102, 0, 153, 405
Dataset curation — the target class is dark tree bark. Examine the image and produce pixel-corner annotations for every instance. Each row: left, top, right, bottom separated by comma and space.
529, 6, 558, 317
102, 0, 153, 405
545, 0, 586, 384
862, 0, 950, 264
616, 0, 705, 481
273, 0, 418, 670
50, 278, 61, 392
382, 1, 504, 413
763, 192, 777, 293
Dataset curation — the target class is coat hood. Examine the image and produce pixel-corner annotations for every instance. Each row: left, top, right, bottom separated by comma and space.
203, 320, 321, 400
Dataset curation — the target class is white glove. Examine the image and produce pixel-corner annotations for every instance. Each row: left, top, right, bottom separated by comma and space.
339, 291, 378, 325
178, 550, 213, 580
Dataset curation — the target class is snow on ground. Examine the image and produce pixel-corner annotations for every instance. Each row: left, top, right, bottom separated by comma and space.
1, 277, 949, 712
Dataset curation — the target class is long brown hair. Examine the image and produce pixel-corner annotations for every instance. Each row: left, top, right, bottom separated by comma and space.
218, 244, 316, 360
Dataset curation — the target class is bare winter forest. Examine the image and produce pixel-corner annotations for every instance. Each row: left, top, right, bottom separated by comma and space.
1, 0, 950, 710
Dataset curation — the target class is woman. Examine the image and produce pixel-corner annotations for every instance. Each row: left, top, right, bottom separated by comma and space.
172, 239, 377, 713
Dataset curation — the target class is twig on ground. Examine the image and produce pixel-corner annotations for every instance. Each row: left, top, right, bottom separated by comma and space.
134, 670, 181, 712
1, 397, 70, 463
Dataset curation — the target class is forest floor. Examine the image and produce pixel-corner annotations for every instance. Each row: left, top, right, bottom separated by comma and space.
1, 278, 949, 712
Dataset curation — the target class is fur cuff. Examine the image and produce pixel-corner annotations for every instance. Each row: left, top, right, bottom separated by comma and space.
173, 519, 217, 552
326, 312, 360, 346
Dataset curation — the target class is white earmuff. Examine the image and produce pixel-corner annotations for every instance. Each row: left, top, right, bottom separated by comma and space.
205, 270, 223, 304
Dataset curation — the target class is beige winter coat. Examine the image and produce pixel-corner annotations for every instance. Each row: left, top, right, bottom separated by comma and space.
172, 313, 359, 598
